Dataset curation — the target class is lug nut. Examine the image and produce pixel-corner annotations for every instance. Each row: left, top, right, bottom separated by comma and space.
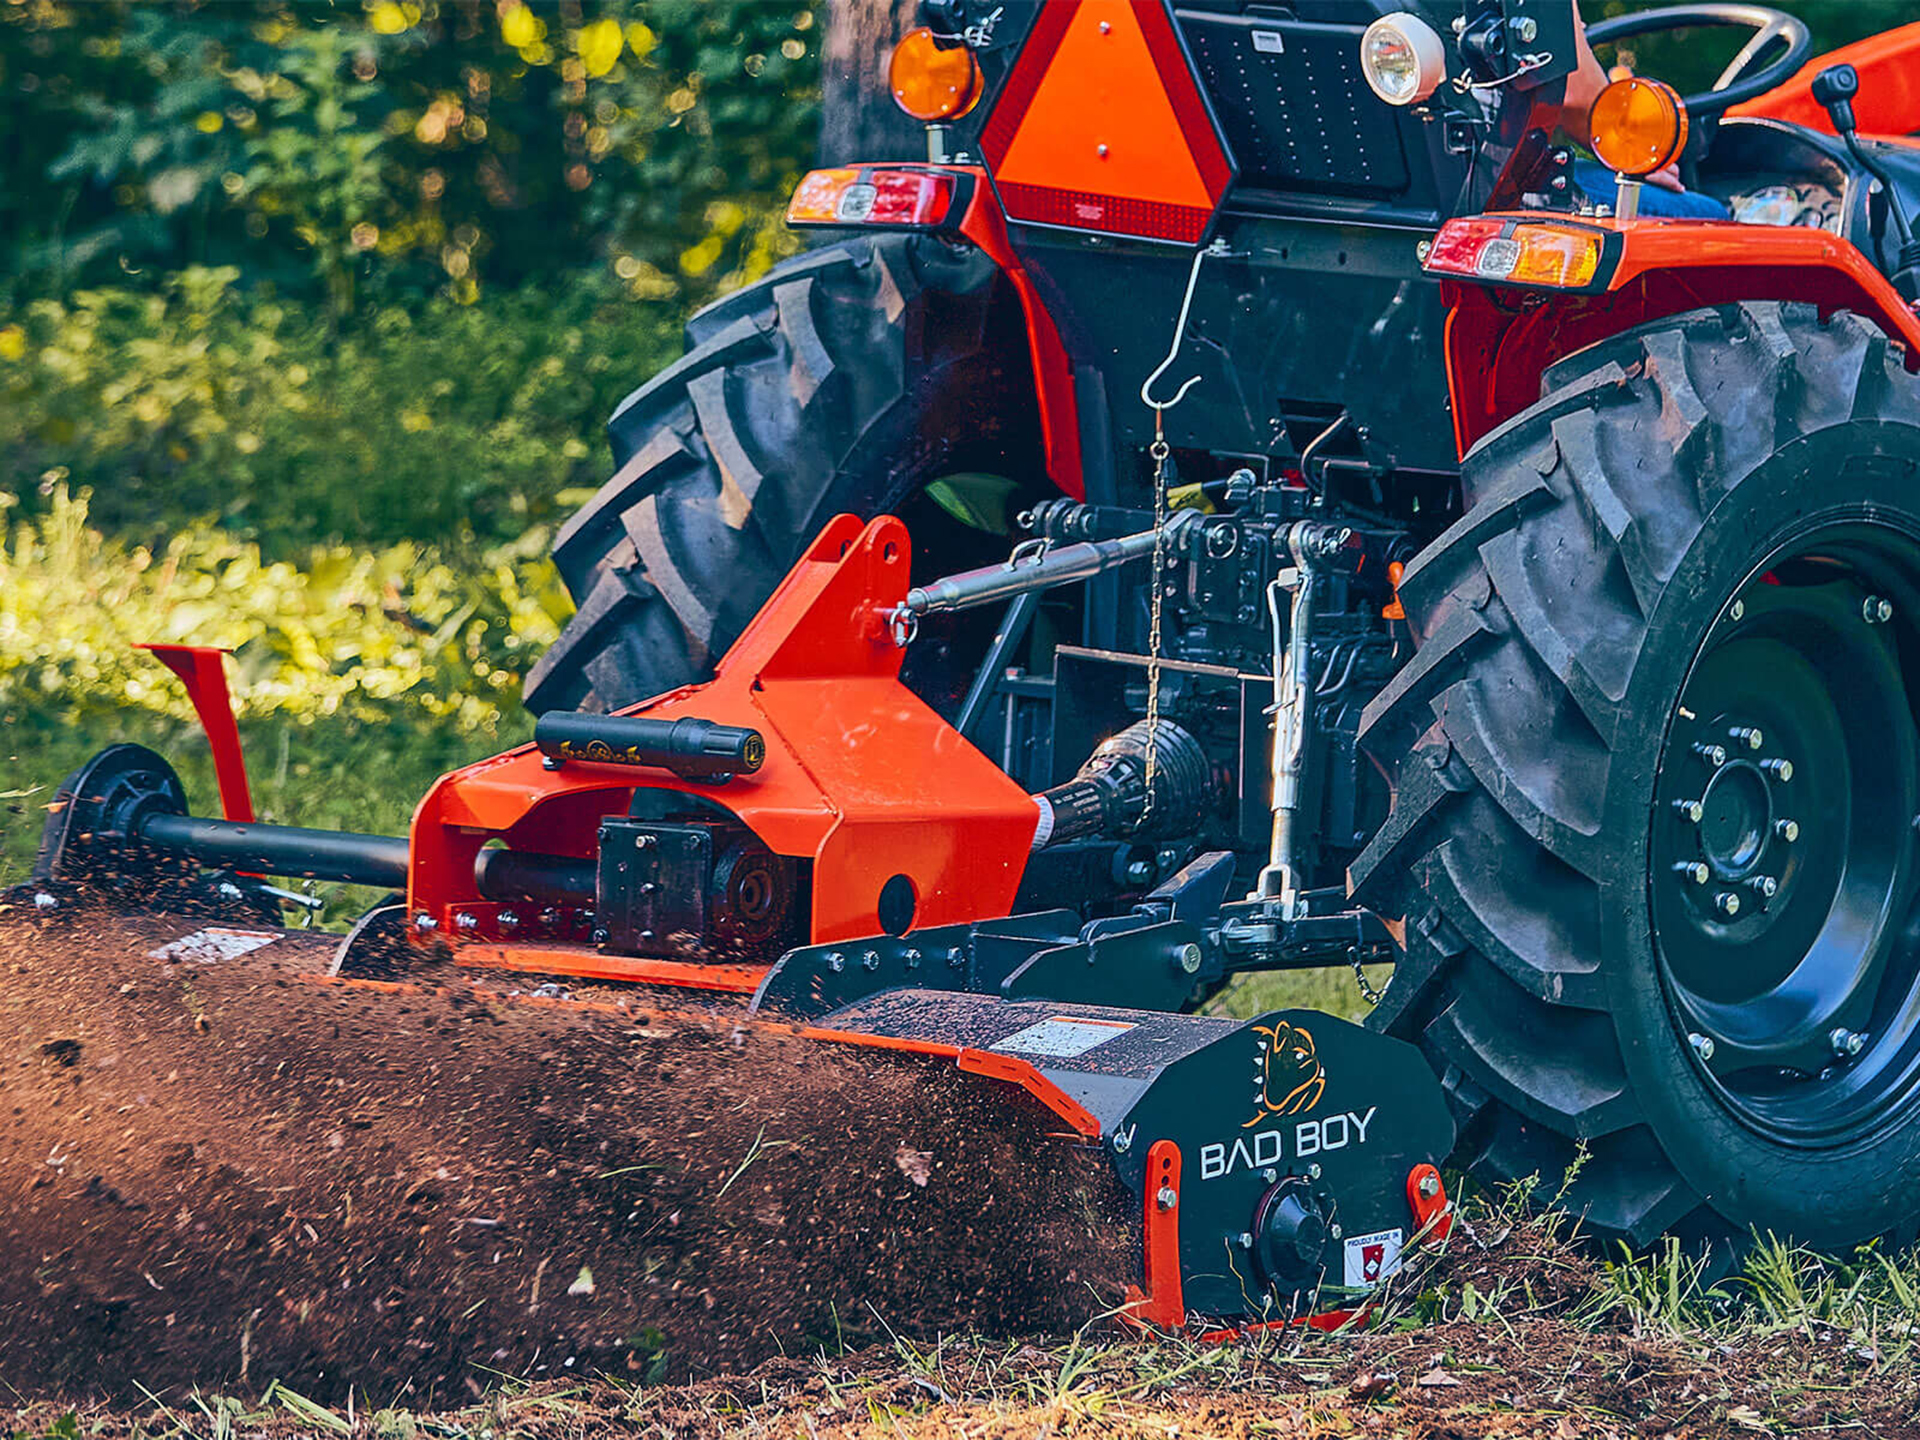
1419, 1172, 1442, 1199
861, 949, 882, 972
1747, 876, 1778, 899
1692, 743, 1728, 767
1729, 726, 1765, 751
1864, 595, 1894, 624
1775, 818, 1799, 843
1673, 861, 1711, 885
1715, 892, 1742, 918
1689, 1032, 1717, 1061
498, 910, 519, 932
1177, 942, 1204, 974
1728, 599, 1746, 623
1830, 1027, 1868, 1058
454, 912, 478, 932
824, 951, 846, 973
1674, 799, 1706, 823
1156, 1185, 1178, 1212
1760, 758, 1794, 782
414, 912, 438, 933
1329, 1222, 1344, 1240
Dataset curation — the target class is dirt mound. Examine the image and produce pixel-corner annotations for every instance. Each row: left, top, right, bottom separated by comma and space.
0, 897, 1131, 1403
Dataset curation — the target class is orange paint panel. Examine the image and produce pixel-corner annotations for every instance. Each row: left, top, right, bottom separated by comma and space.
1121, 1138, 1185, 1329
411, 515, 1041, 949
458, 945, 769, 994
994, 0, 1214, 211
956, 1048, 1102, 1137
1730, 23, 1920, 136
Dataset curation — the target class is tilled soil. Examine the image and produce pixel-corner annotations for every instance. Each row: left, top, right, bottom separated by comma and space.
0, 895, 1131, 1402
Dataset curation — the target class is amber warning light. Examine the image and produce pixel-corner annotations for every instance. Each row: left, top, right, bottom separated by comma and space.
889, 26, 983, 122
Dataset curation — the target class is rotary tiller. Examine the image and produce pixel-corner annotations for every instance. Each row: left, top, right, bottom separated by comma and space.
18, 512, 1456, 1331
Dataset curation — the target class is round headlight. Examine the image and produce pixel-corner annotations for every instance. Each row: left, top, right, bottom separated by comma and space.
1360, 13, 1447, 106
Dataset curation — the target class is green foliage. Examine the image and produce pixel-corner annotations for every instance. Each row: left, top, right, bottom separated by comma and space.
1, 0, 820, 310
0, 486, 560, 730
0, 267, 678, 549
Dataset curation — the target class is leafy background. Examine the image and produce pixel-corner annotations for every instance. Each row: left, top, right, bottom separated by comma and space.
3, 0, 1917, 910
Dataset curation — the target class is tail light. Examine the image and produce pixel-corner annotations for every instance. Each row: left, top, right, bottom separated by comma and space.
787, 167, 965, 229
1421, 217, 1616, 291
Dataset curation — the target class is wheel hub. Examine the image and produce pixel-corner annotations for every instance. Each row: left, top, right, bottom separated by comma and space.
1650, 536, 1920, 1147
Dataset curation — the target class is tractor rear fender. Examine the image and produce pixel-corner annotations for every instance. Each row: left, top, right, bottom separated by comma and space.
409, 514, 1042, 949
787, 163, 1084, 499
1729, 22, 1920, 137
1435, 218, 1920, 456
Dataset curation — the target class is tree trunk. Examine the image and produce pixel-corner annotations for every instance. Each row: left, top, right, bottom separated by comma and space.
818, 0, 925, 163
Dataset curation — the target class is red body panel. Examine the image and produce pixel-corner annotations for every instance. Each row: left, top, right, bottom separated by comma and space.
140, 644, 254, 823
1443, 219, 1920, 455
409, 514, 1041, 950
953, 170, 1086, 499
1730, 24, 1920, 137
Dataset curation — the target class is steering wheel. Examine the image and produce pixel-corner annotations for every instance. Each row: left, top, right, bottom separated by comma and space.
1585, 4, 1812, 119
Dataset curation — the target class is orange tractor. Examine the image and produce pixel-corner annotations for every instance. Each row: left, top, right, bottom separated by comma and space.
25, 1, 1920, 1324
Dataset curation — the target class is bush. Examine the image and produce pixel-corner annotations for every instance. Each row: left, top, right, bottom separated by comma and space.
0, 267, 680, 551
0, 486, 563, 733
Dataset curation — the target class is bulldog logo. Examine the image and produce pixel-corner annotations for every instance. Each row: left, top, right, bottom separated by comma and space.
1244, 1020, 1326, 1127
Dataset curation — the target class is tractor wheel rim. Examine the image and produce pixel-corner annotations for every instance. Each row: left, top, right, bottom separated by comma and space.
1650, 522, 1920, 1147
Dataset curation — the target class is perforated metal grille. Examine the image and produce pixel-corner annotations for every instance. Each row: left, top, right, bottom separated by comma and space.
1177, 12, 1413, 198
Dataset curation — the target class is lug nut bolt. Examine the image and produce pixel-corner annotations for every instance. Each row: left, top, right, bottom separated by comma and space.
1830, 1027, 1868, 1058
824, 951, 845, 973
1419, 1172, 1442, 1199
1689, 1032, 1717, 1061
1715, 892, 1742, 918
1761, 759, 1794, 782
1177, 942, 1204, 974
1673, 861, 1710, 885
1864, 595, 1894, 624
1674, 799, 1705, 823
1748, 876, 1778, 899
454, 912, 478, 932
414, 912, 438, 933
498, 910, 519, 932
1693, 743, 1728, 767
1728, 599, 1746, 623
1730, 726, 1765, 751
1156, 1185, 1178, 1212
1775, 818, 1799, 842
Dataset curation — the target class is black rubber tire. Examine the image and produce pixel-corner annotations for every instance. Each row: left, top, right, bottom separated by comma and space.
1354, 301, 1920, 1254
524, 233, 1044, 714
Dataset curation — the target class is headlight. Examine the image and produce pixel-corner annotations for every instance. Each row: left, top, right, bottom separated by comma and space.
1360, 13, 1447, 106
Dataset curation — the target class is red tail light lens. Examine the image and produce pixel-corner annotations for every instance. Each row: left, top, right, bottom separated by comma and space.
1423, 217, 1611, 290
788, 167, 959, 228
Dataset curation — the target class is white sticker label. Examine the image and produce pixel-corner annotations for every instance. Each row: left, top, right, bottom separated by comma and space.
149, 927, 281, 965
1251, 29, 1285, 54
994, 1017, 1133, 1059
1343, 1227, 1405, 1288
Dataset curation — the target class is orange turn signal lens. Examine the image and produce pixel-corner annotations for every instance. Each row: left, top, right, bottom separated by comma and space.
787, 167, 959, 228
1589, 77, 1688, 178
889, 27, 982, 122
1423, 218, 1606, 290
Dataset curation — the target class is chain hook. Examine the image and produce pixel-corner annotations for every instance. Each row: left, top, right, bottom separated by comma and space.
1139, 238, 1230, 414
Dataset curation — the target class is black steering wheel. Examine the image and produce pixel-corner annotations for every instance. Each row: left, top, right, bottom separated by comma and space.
1585, 4, 1812, 119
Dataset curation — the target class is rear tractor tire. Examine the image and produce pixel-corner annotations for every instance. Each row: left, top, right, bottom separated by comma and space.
1357, 301, 1920, 1255
525, 232, 1046, 715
